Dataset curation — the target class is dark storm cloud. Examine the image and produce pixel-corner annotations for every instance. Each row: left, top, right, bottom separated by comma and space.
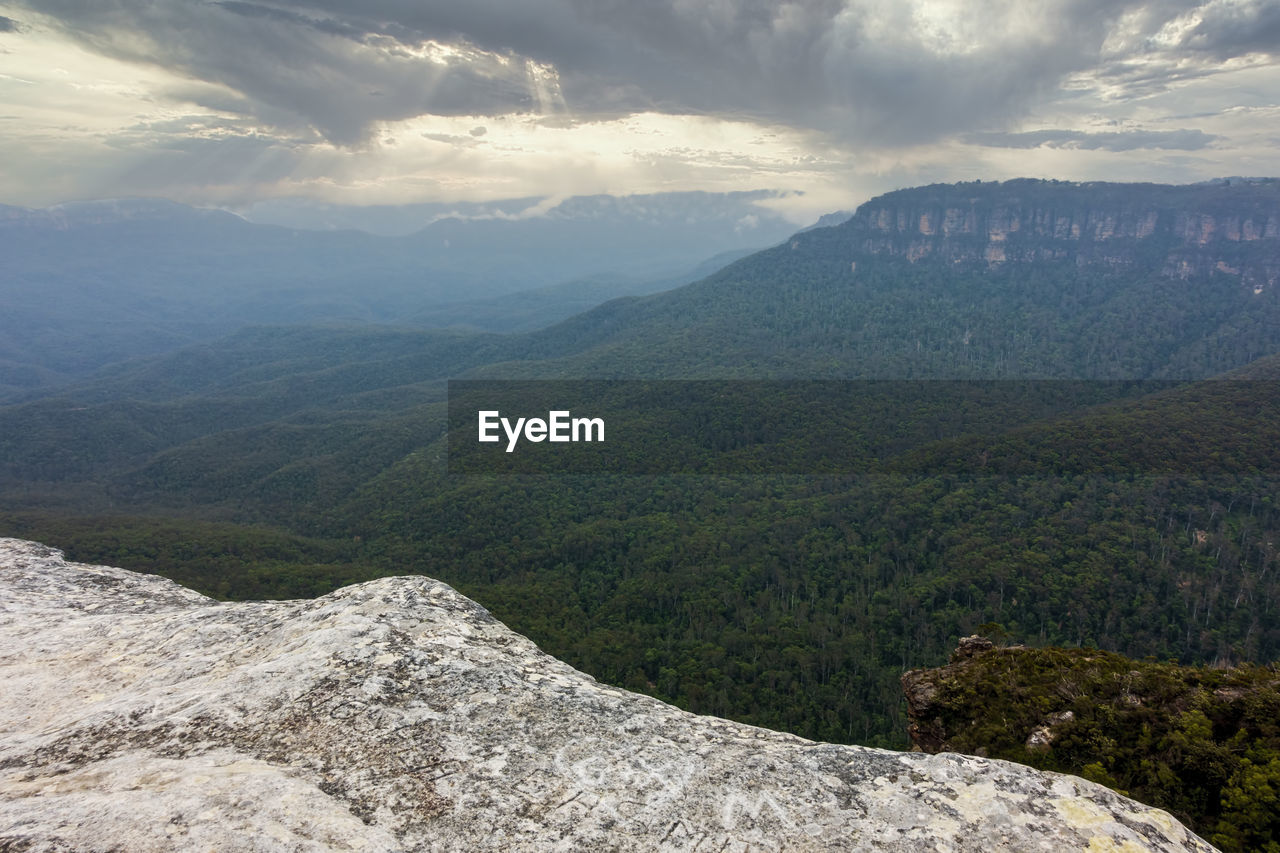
17, 0, 540, 144
13, 1, 1278, 147
232, 0, 1140, 145
211, 1, 369, 41
1088, 0, 1280, 98
968, 128, 1218, 151
1181, 0, 1280, 58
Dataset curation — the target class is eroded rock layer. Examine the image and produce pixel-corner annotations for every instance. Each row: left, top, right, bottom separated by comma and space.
0, 539, 1213, 851
841, 178, 1280, 289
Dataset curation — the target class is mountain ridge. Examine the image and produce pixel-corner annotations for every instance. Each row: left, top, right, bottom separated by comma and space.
839, 178, 1280, 288
0, 191, 802, 397
456, 178, 1280, 379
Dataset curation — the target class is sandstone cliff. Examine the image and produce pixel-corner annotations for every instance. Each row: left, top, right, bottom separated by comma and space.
839, 178, 1280, 291
0, 539, 1213, 851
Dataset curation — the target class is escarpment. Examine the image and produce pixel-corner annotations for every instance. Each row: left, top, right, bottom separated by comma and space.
837, 178, 1280, 290
0, 539, 1213, 851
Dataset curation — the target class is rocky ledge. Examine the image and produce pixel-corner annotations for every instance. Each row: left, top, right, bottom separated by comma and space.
0, 539, 1213, 851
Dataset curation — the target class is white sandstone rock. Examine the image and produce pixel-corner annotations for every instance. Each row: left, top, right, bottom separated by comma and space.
0, 538, 1215, 851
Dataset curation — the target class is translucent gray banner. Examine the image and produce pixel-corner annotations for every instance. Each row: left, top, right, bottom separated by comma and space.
447, 379, 1280, 476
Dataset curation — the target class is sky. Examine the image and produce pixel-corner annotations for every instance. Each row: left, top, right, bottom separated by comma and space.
1, 0, 1278, 222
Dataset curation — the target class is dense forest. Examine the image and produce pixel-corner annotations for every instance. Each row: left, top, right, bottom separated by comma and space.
904, 640, 1280, 852
5, 360, 1280, 748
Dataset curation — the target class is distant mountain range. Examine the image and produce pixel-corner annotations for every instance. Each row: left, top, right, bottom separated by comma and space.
234, 191, 802, 238
0, 191, 803, 397
8, 178, 1280, 401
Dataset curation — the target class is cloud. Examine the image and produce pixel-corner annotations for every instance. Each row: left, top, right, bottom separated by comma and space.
0, 16, 20, 32
421, 131, 485, 148
6, 0, 1279, 171
1080, 0, 1280, 99
1180, 0, 1280, 59
967, 128, 1219, 151
12, 0, 545, 145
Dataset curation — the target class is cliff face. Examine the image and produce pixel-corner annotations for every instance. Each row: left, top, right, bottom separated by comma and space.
0, 539, 1212, 852
841, 179, 1280, 290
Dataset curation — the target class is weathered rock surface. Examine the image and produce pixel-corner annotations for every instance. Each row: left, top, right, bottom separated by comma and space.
0, 538, 1215, 851
839, 178, 1280, 290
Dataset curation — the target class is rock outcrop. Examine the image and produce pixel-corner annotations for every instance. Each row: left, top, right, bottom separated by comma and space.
0, 538, 1214, 851
836, 178, 1280, 290
901, 639, 1280, 850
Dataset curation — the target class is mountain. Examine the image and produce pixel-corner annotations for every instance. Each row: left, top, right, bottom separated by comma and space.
0, 192, 800, 397
0, 538, 1211, 852
799, 209, 854, 231
236, 190, 800, 242
10, 178, 1280, 402
847, 179, 1279, 271
235, 195, 546, 236
471, 178, 1280, 379
407, 249, 758, 333
0, 200, 455, 394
